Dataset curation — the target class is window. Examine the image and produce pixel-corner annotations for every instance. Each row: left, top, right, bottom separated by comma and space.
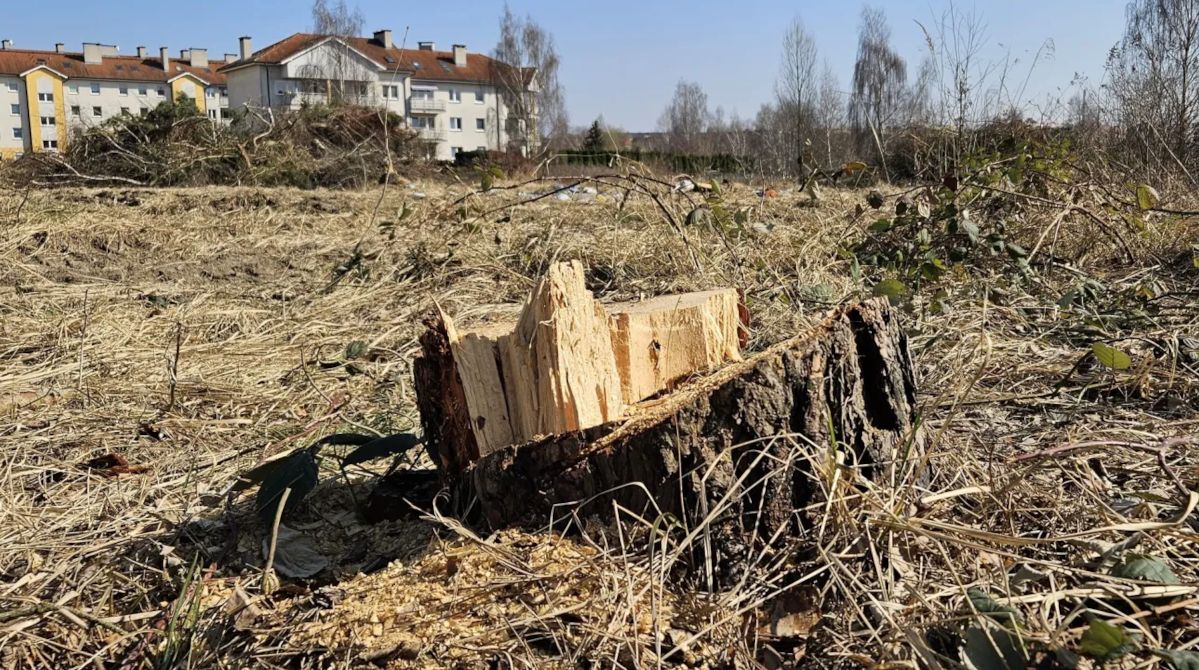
92, 106, 102, 117
475, 90, 484, 103
477, 146, 487, 152
475, 118, 485, 131
208, 109, 217, 120
448, 89, 461, 102
90, 83, 100, 94
410, 116, 434, 129
381, 84, 399, 99
119, 85, 128, 96
37, 92, 53, 102
221, 109, 230, 119
451, 146, 462, 157
138, 86, 147, 96
412, 88, 433, 100
120, 107, 130, 115
6, 82, 17, 92
71, 105, 80, 116
220, 87, 227, 97
68, 84, 78, 94
9, 103, 17, 116
157, 87, 165, 96
139, 108, 148, 117
11, 127, 21, 139
42, 139, 58, 150
40, 115, 55, 126
449, 117, 462, 131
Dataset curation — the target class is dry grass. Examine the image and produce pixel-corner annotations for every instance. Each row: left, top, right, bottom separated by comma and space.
0, 172, 1196, 669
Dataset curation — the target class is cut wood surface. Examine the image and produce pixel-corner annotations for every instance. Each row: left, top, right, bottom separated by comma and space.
608, 289, 742, 404
455, 298, 924, 577
414, 261, 744, 470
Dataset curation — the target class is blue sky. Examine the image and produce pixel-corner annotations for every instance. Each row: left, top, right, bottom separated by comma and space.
7, 0, 1128, 130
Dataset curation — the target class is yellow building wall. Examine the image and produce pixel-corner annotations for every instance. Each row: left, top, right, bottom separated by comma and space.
171, 76, 207, 114
23, 69, 67, 153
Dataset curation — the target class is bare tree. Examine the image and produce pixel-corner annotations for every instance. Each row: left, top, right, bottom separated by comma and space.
494, 4, 568, 155
659, 80, 711, 154
848, 6, 907, 177
308, 0, 367, 104
814, 62, 845, 168
1108, 0, 1199, 169
312, 0, 363, 36
776, 17, 820, 174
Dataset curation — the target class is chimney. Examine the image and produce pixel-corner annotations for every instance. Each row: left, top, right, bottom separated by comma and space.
225, 53, 237, 64
452, 44, 467, 67
83, 43, 103, 64
373, 29, 392, 49
189, 48, 208, 67
137, 46, 146, 58
418, 41, 435, 51
0, 40, 10, 50
160, 47, 170, 72
238, 36, 252, 60
55, 43, 65, 54
180, 48, 190, 60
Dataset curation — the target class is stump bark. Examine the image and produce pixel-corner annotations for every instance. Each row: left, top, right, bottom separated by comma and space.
451, 298, 923, 576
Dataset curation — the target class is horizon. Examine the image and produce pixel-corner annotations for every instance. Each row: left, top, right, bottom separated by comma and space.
5, 0, 1129, 132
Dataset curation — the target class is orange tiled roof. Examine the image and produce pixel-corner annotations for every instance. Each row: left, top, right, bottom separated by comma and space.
0, 48, 227, 85
221, 33, 523, 85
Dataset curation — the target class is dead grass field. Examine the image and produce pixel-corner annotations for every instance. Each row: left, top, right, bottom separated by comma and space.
0, 177, 1196, 668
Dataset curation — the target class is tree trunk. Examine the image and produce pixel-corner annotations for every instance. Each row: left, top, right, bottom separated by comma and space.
452, 298, 924, 579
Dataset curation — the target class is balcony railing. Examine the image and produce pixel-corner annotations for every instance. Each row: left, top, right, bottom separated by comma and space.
416, 127, 447, 141
409, 97, 446, 113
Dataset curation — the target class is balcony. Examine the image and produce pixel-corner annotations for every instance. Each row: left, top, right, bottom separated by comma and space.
416, 127, 447, 142
409, 97, 446, 114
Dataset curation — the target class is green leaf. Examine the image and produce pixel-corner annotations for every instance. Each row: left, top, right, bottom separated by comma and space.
869, 218, 892, 233
1079, 620, 1139, 662
1136, 184, 1160, 211
344, 340, 369, 360
930, 288, 951, 314
1092, 342, 1132, 370
254, 450, 319, 525
342, 433, 422, 468
872, 278, 908, 305
1155, 649, 1199, 670
1112, 554, 1179, 585
233, 448, 308, 492
962, 624, 1027, 670
967, 587, 1024, 628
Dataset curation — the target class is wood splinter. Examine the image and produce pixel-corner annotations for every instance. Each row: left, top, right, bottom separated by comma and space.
414, 261, 743, 473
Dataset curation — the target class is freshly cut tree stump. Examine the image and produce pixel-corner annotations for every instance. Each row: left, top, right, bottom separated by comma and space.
452, 298, 923, 577
413, 261, 744, 473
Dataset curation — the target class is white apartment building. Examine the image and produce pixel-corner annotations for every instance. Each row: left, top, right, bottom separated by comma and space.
222, 31, 536, 160
0, 40, 232, 159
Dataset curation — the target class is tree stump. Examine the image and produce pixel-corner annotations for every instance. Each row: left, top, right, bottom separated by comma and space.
454, 298, 922, 572
411, 264, 923, 579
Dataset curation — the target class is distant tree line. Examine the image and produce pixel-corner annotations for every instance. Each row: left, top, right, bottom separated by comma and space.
558, 1, 1199, 183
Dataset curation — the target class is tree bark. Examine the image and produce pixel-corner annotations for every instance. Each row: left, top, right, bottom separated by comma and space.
451, 299, 924, 578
